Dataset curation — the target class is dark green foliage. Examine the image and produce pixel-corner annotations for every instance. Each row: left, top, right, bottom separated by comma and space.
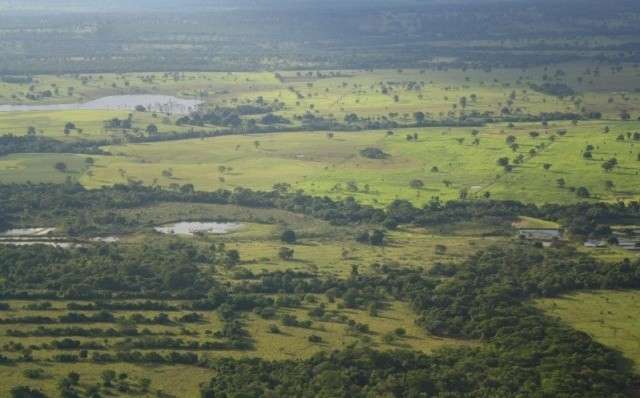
0, 135, 109, 156
11, 386, 48, 398
359, 147, 389, 159
280, 229, 296, 244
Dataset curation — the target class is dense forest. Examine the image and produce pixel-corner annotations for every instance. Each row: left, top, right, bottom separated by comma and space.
1, 0, 639, 73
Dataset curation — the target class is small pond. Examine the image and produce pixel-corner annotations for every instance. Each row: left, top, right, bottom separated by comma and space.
0, 95, 202, 114
517, 229, 562, 240
154, 222, 243, 236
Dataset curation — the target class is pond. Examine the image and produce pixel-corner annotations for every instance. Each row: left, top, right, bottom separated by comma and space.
0, 95, 202, 114
154, 221, 243, 236
517, 229, 562, 240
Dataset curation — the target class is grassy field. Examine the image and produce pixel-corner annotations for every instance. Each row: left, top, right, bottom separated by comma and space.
68, 120, 640, 205
1, 64, 639, 121
3, 120, 638, 205
0, 109, 194, 140
0, 153, 90, 184
536, 291, 640, 373
1, 64, 639, 206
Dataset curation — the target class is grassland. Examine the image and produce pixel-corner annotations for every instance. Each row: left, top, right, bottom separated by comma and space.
0, 153, 89, 184
0, 109, 194, 141
537, 291, 640, 373
3, 120, 639, 205
2, 65, 640, 121
1, 65, 639, 205
70, 120, 640, 205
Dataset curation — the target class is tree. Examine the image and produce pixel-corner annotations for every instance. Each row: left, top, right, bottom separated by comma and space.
370, 230, 385, 246
543, 163, 552, 171
278, 247, 294, 260
414, 111, 425, 125
576, 186, 591, 198
140, 378, 152, 392
556, 178, 566, 188
101, 369, 116, 386
308, 335, 322, 343
10, 386, 48, 398
620, 110, 631, 120
146, 124, 158, 135
224, 250, 240, 267
67, 372, 80, 385
435, 244, 447, 255
280, 230, 297, 244
601, 158, 618, 172
605, 180, 615, 191
497, 157, 510, 167
54, 162, 67, 173
27, 126, 37, 136
409, 179, 424, 190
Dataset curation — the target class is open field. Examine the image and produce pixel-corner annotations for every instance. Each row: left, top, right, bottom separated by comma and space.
1, 65, 640, 122
4, 120, 627, 205
0, 153, 89, 184
537, 291, 640, 372
4, 120, 640, 205
0, 109, 192, 141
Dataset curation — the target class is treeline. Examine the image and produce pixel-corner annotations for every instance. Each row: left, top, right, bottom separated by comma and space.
0, 135, 109, 156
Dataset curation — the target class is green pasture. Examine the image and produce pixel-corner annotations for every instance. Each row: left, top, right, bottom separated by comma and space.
68, 121, 640, 205
0, 109, 191, 140
537, 290, 640, 373
1, 64, 639, 122
0, 153, 89, 184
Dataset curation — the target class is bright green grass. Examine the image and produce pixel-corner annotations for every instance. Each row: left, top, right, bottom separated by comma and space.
4, 120, 639, 205
68, 120, 640, 205
537, 291, 640, 372
1, 64, 639, 121
0, 153, 89, 183
0, 109, 191, 140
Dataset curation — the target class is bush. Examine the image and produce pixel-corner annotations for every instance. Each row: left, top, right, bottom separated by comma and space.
280, 229, 297, 244
359, 147, 389, 159
308, 335, 322, 343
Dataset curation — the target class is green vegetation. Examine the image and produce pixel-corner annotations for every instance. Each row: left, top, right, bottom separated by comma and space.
537, 291, 640, 373
1, 1, 640, 396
